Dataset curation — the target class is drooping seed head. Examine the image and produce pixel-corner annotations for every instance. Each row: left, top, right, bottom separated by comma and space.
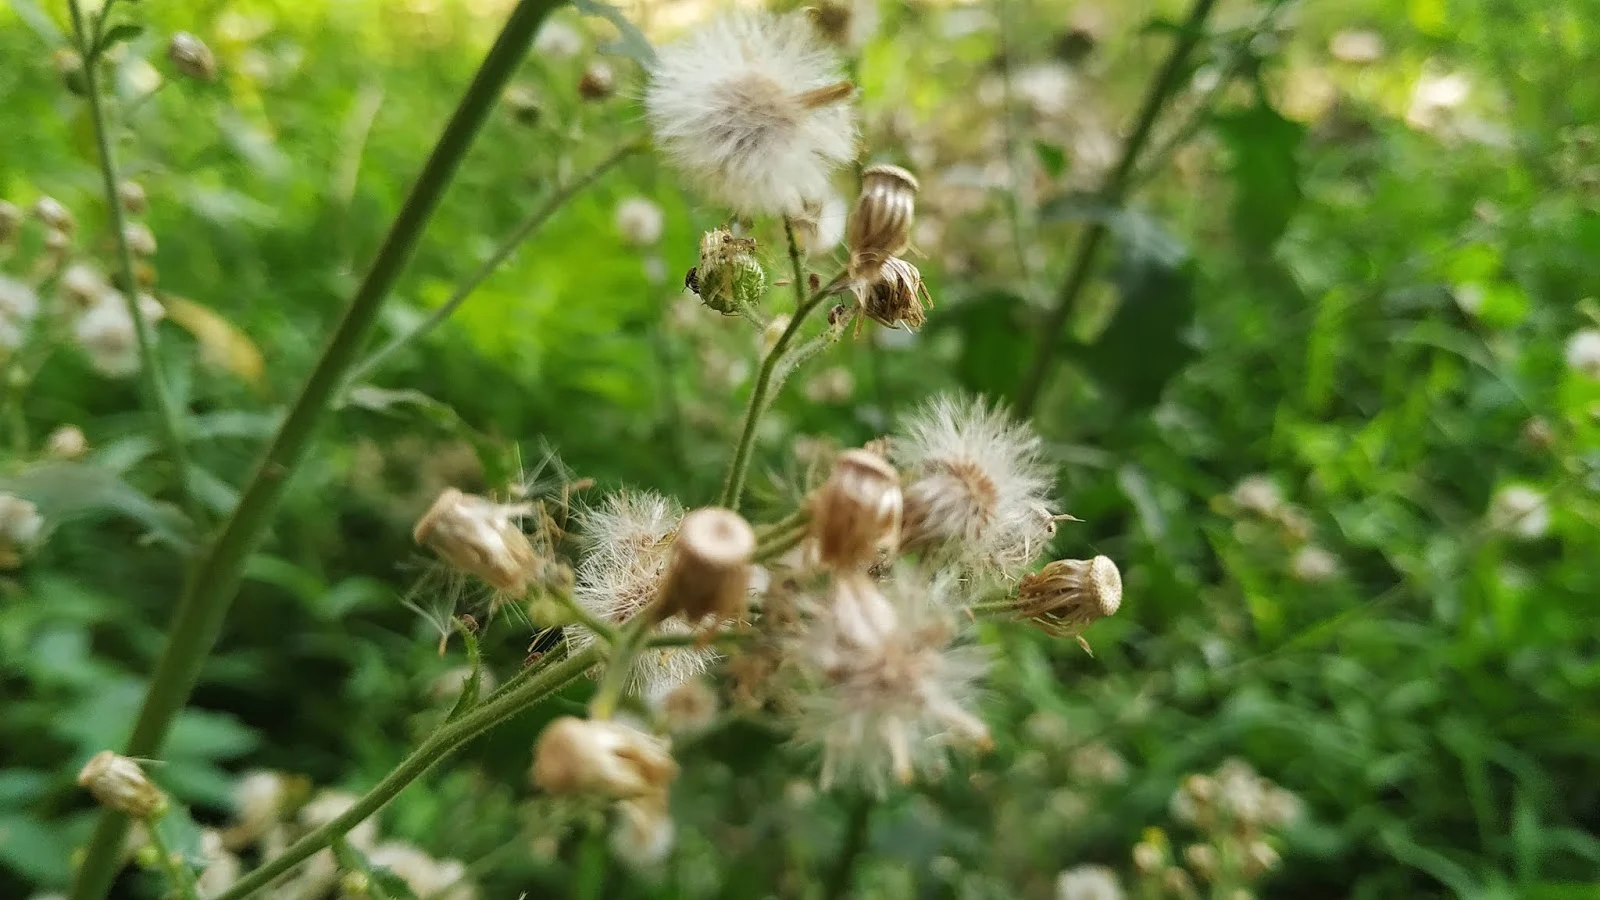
1013, 555, 1121, 637
412, 488, 539, 595
657, 507, 756, 623
811, 448, 902, 570
857, 256, 933, 331
846, 163, 919, 283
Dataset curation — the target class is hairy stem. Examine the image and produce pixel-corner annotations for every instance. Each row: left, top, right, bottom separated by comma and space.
212, 644, 601, 900
717, 221, 837, 512
67, 0, 199, 523
344, 139, 643, 387
67, 4, 563, 897
588, 610, 654, 719
1014, 0, 1219, 415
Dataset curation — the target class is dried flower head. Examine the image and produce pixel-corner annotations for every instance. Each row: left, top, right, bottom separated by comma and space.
1487, 484, 1549, 541
33, 196, 74, 234
611, 794, 676, 869
692, 228, 766, 314
847, 163, 919, 283
615, 197, 665, 247
572, 491, 716, 694
645, 11, 857, 216
796, 568, 991, 793
657, 507, 756, 623
1055, 864, 1124, 900
1565, 328, 1600, 379
857, 256, 933, 330
811, 448, 902, 570
0, 492, 45, 570
892, 396, 1056, 578
532, 716, 678, 799
654, 678, 719, 736
77, 751, 167, 818
413, 488, 540, 594
1014, 556, 1122, 640
168, 32, 218, 81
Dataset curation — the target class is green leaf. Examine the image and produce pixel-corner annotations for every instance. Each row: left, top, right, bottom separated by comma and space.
0, 770, 51, 808
0, 461, 194, 551
1213, 101, 1305, 251
0, 814, 71, 884
1073, 221, 1197, 411
166, 709, 259, 761
1033, 141, 1067, 178
444, 623, 483, 723
935, 291, 1030, 400
94, 22, 144, 59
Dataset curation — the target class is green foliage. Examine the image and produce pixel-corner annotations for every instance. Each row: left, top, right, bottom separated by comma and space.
2, 0, 1599, 898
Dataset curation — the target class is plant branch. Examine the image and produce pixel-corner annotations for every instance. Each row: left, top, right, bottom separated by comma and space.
67, 4, 563, 897
823, 794, 875, 900
345, 139, 642, 388
212, 644, 601, 900
1014, 0, 1219, 416
67, 0, 199, 523
717, 223, 840, 512
143, 816, 200, 900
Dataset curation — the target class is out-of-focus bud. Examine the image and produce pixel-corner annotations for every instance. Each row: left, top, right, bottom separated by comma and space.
0, 493, 45, 571
53, 48, 89, 96
761, 315, 791, 354
123, 223, 157, 256
657, 507, 755, 623
578, 60, 615, 100
615, 197, 665, 248
811, 448, 901, 570
846, 164, 918, 283
532, 716, 678, 799
654, 679, 718, 736
45, 425, 88, 460
827, 569, 898, 648
77, 751, 168, 818
1242, 840, 1280, 877
1013, 555, 1121, 639
118, 180, 148, 215
167, 32, 218, 82
693, 228, 765, 315
1132, 841, 1163, 875
0, 201, 20, 244
1183, 844, 1218, 881
503, 84, 542, 125
33, 196, 75, 235
413, 488, 539, 594
611, 794, 675, 869
1160, 867, 1198, 900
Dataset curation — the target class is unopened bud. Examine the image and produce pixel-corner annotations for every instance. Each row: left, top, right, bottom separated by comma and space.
504, 84, 542, 125
578, 60, 615, 100
413, 488, 538, 594
45, 425, 89, 460
77, 751, 167, 818
694, 229, 765, 315
1132, 841, 1163, 874
44, 229, 72, 256
1242, 840, 1280, 877
811, 449, 901, 570
827, 570, 898, 648
123, 223, 157, 256
53, 48, 88, 95
657, 507, 755, 623
858, 257, 933, 330
532, 716, 677, 798
61, 264, 103, 308
1183, 843, 1218, 881
0, 201, 20, 244
1160, 867, 1197, 899
167, 32, 218, 82
1013, 555, 1121, 637
33, 196, 75, 235
847, 164, 919, 283
119, 180, 148, 215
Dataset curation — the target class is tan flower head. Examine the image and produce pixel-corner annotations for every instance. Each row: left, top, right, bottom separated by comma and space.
847, 163, 919, 283
858, 257, 933, 331
1014, 556, 1122, 638
657, 507, 756, 623
532, 716, 678, 799
77, 751, 167, 818
810, 448, 902, 570
413, 488, 539, 595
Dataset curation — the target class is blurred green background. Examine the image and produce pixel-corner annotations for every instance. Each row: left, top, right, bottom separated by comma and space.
2, 0, 1599, 897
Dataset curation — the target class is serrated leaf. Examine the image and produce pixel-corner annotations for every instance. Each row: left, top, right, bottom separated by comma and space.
0, 461, 194, 551
572, 0, 657, 66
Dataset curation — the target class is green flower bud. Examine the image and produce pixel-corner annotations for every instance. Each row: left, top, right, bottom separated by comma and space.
692, 228, 764, 315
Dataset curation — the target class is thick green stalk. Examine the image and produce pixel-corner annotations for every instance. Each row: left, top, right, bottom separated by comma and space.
343, 139, 643, 387
717, 220, 832, 511
211, 645, 601, 900
1014, 0, 1220, 415
67, 4, 562, 897
67, 0, 199, 522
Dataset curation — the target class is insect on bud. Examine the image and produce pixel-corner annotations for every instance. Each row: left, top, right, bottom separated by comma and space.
412, 488, 538, 595
1013, 555, 1121, 640
532, 716, 678, 799
859, 257, 933, 331
77, 751, 168, 819
847, 164, 919, 284
656, 507, 755, 623
811, 449, 902, 570
578, 60, 616, 100
167, 32, 218, 82
694, 228, 765, 315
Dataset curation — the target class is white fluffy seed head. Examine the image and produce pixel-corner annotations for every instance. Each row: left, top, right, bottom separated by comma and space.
795, 567, 991, 795
615, 196, 666, 247
572, 491, 717, 695
645, 11, 857, 216
892, 396, 1056, 579
1487, 485, 1549, 540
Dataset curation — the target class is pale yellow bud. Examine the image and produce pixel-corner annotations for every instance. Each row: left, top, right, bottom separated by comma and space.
1183, 843, 1218, 881
413, 488, 538, 594
118, 181, 149, 215
532, 717, 678, 799
45, 425, 88, 460
77, 751, 167, 819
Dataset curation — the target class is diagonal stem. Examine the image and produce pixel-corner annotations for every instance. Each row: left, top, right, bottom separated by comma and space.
67, 3, 564, 897
67, 0, 200, 523
342, 139, 644, 388
1014, 0, 1219, 415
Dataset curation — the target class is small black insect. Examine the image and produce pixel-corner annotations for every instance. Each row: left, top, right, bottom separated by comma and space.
684, 266, 701, 295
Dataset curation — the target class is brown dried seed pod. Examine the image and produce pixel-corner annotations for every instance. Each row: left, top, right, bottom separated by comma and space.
77, 751, 167, 818
657, 507, 755, 622
531, 716, 678, 798
860, 257, 933, 330
847, 164, 919, 283
811, 448, 902, 570
1013, 555, 1121, 636
413, 488, 538, 594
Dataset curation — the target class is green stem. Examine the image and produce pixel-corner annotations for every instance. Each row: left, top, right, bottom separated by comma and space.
212, 644, 601, 900
67, 4, 563, 898
330, 839, 394, 900
67, 0, 199, 524
588, 610, 654, 719
754, 523, 808, 563
822, 794, 875, 900
1014, 0, 1219, 415
556, 590, 620, 643
343, 139, 642, 388
142, 816, 200, 900
716, 222, 836, 512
